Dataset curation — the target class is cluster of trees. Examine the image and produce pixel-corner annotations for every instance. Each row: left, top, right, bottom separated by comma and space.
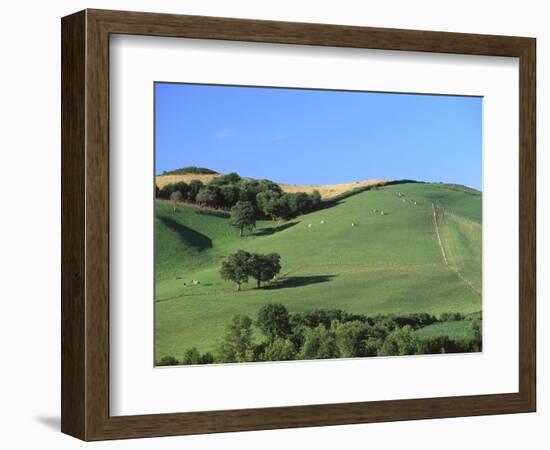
156, 172, 322, 220
220, 250, 281, 290
160, 166, 218, 176
157, 305, 483, 366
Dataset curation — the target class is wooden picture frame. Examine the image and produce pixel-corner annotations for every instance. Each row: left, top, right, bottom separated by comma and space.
61, 9, 536, 441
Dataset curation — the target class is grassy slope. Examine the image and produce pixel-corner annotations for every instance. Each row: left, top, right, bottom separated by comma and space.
415, 320, 474, 341
155, 182, 482, 358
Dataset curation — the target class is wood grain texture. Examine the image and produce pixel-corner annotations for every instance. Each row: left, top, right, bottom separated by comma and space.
61, 10, 86, 439
61, 9, 537, 441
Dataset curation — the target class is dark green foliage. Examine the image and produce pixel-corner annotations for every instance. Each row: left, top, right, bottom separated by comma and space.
363, 337, 384, 356
256, 190, 284, 220
216, 315, 255, 363
439, 312, 465, 322
230, 201, 256, 237
219, 184, 240, 208
294, 309, 368, 330
378, 325, 422, 356
157, 355, 179, 366
200, 352, 215, 364
309, 190, 322, 207
182, 347, 201, 365
220, 250, 252, 291
187, 179, 205, 202
262, 338, 296, 361
333, 320, 371, 358
286, 192, 313, 216
159, 183, 176, 199
195, 186, 220, 207
248, 253, 282, 288
220, 251, 282, 290
156, 172, 323, 218
299, 325, 339, 360
209, 172, 242, 186
162, 166, 218, 175
256, 303, 291, 342
394, 312, 437, 329
466, 319, 482, 352
172, 308, 481, 364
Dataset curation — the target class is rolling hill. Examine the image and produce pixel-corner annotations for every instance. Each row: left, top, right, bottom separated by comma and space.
155, 182, 482, 359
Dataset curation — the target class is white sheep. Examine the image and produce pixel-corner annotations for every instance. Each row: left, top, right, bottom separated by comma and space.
308, 223, 312, 228
320, 220, 325, 224
351, 222, 356, 227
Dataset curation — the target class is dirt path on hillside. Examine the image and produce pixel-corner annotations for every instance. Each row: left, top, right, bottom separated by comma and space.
431, 203, 481, 297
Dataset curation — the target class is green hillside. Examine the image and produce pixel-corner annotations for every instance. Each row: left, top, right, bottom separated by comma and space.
155, 182, 482, 358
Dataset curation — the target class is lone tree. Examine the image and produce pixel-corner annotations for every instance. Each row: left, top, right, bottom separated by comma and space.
230, 201, 256, 237
249, 253, 281, 288
220, 250, 252, 291
169, 190, 182, 213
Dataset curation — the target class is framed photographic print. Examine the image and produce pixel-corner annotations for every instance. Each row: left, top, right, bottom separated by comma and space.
61, 9, 536, 440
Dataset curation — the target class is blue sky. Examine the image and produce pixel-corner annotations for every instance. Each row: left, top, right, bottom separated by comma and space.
155, 83, 482, 190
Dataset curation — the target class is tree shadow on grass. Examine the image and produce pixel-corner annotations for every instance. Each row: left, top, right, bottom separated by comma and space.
263, 275, 337, 290
254, 221, 299, 236
158, 216, 212, 250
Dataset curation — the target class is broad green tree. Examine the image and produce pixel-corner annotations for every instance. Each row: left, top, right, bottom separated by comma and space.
248, 253, 281, 288
256, 303, 291, 342
220, 250, 252, 291
230, 201, 256, 237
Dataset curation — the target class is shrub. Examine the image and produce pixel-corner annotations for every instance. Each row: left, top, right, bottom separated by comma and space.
157, 355, 179, 366
363, 337, 384, 357
262, 338, 296, 361
299, 325, 338, 360
200, 352, 215, 364
439, 312, 465, 322
182, 347, 201, 365
378, 325, 422, 356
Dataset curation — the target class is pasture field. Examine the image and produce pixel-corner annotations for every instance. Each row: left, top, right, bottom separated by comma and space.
415, 319, 476, 341
155, 182, 482, 358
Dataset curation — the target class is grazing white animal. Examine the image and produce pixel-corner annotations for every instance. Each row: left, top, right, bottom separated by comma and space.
191, 279, 200, 285
414, 201, 417, 205
380, 211, 385, 215
320, 220, 325, 224
308, 223, 312, 228
351, 222, 356, 227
